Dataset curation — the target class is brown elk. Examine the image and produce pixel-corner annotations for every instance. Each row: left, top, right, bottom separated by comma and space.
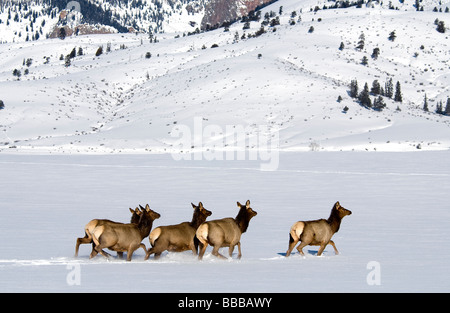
144, 202, 212, 260
285, 201, 352, 257
90, 204, 161, 261
196, 200, 257, 260
75, 207, 142, 258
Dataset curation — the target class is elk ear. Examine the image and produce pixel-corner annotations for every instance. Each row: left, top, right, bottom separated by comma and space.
246, 200, 250, 208
129, 208, 134, 214
237, 201, 242, 208
191, 203, 196, 209
139, 204, 145, 211
198, 202, 203, 208
335, 202, 340, 209
145, 204, 150, 212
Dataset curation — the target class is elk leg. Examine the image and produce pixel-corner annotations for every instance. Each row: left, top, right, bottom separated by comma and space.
296, 241, 308, 256
228, 245, 234, 258
286, 234, 299, 257
93, 243, 111, 259
139, 243, 148, 254
211, 245, 227, 259
329, 240, 339, 255
317, 244, 326, 257
75, 234, 92, 257
144, 248, 153, 260
117, 252, 124, 259
236, 242, 242, 259
198, 242, 207, 260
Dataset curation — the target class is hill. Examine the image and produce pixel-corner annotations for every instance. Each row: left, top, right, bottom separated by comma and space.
0, 0, 449, 154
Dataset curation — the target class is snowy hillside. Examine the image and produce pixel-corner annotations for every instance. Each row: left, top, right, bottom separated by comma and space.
0, 1, 449, 154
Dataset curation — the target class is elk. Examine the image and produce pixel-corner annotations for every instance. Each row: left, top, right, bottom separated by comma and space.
75, 207, 142, 258
196, 200, 257, 260
90, 204, 161, 261
144, 202, 212, 260
285, 201, 352, 257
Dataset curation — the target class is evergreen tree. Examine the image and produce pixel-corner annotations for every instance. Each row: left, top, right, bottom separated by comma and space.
0, 100, 4, 110
423, 94, 429, 112
350, 79, 358, 98
95, 46, 103, 56
339, 42, 345, 50
371, 80, 381, 95
437, 21, 446, 33
59, 27, 66, 40
361, 56, 369, 65
445, 98, 450, 115
65, 54, 71, 67
69, 47, 76, 59
385, 78, 394, 98
373, 96, 386, 111
359, 83, 372, 107
372, 47, 380, 59
356, 34, 365, 50
394, 81, 402, 102
388, 30, 396, 41
436, 101, 443, 114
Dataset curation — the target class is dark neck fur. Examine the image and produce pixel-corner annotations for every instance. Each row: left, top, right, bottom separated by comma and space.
189, 209, 207, 229
235, 208, 251, 233
327, 209, 342, 233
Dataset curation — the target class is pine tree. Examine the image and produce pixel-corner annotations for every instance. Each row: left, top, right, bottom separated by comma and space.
445, 98, 450, 115
371, 80, 381, 95
356, 33, 365, 50
436, 101, 443, 114
423, 94, 429, 112
372, 47, 380, 59
95, 46, 103, 57
373, 96, 386, 111
359, 83, 372, 107
65, 55, 71, 67
437, 21, 446, 33
361, 56, 369, 65
339, 42, 345, 50
350, 79, 358, 98
388, 30, 396, 41
394, 81, 402, 102
59, 27, 66, 40
385, 78, 394, 98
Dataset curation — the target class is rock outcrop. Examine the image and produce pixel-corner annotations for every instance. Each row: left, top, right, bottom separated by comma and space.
201, 0, 276, 30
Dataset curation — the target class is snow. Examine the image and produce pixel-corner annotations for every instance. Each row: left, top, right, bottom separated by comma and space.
0, 151, 449, 292
0, 0, 450, 293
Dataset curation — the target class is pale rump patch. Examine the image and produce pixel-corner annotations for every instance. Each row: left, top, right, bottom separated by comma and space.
196, 223, 209, 245
92, 225, 105, 246
290, 221, 305, 241
149, 227, 161, 246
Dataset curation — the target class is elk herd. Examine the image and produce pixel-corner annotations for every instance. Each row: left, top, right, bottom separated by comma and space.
75, 200, 351, 261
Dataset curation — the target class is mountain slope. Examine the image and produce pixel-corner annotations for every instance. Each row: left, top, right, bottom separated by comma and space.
0, 0, 449, 154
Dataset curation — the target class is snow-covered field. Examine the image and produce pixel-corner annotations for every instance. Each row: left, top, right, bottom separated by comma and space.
0, 151, 449, 292
0, 0, 450, 294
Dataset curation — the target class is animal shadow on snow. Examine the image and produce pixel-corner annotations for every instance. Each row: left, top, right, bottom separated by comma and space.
277, 250, 326, 257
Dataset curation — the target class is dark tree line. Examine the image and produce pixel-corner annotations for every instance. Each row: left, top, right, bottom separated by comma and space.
349, 78, 402, 111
